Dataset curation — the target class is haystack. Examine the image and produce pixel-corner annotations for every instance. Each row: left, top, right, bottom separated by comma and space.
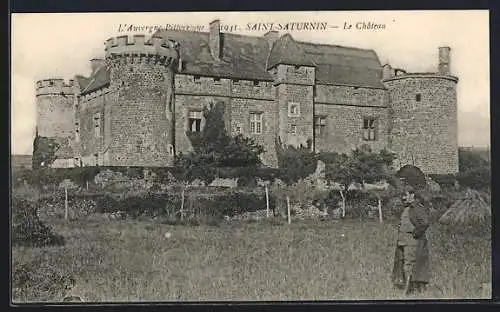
439, 189, 491, 225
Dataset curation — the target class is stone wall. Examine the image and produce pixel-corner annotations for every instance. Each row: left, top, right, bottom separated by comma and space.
276, 65, 315, 149
230, 98, 278, 167
103, 61, 176, 167
77, 89, 110, 166
313, 84, 389, 154
383, 74, 459, 174
315, 84, 387, 107
314, 103, 389, 154
174, 95, 230, 153
35, 80, 76, 159
174, 74, 277, 166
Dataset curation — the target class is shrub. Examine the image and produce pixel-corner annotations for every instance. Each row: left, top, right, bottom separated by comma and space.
270, 180, 328, 217
429, 174, 457, 190
276, 143, 317, 185
175, 101, 264, 184
221, 188, 274, 216
95, 192, 181, 218
456, 167, 491, 191
12, 253, 76, 302
458, 148, 489, 172
32, 135, 60, 170
93, 188, 274, 224
12, 197, 65, 247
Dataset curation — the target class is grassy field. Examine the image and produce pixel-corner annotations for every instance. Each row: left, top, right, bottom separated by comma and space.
12, 217, 491, 302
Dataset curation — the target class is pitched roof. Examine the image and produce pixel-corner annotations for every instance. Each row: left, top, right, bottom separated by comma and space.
266, 34, 315, 69
297, 41, 385, 88
80, 66, 110, 95
78, 30, 385, 94
156, 30, 274, 81
74, 75, 90, 91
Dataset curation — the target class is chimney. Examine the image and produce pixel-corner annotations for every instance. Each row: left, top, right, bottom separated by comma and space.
264, 31, 279, 50
382, 64, 394, 80
438, 47, 451, 74
209, 20, 221, 60
90, 58, 105, 74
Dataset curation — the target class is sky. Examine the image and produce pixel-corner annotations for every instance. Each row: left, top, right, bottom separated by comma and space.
11, 10, 490, 155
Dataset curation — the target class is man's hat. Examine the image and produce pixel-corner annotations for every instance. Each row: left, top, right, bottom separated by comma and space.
395, 165, 427, 190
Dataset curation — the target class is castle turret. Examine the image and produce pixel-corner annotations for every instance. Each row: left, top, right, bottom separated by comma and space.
35, 78, 77, 167
104, 34, 180, 166
382, 47, 459, 174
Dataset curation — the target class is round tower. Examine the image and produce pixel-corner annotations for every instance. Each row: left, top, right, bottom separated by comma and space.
104, 34, 180, 167
382, 47, 459, 174
35, 79, 76, 162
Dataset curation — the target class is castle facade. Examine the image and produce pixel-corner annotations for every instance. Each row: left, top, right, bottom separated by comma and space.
35, 19, 459, 174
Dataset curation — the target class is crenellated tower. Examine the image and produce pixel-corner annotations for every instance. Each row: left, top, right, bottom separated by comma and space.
35, 78, 77, 166
104, 34, 180, 166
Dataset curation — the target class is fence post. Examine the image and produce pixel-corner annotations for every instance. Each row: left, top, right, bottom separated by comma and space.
180, 184, 186, 221
265, 186, 270, 218
340, 189, 346, 218
378, 198, 383, 223
286, 196, 291, 225
64, 184, 69, 221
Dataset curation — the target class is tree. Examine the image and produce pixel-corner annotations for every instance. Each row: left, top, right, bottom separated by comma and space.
175, 101, 265, 184
275, 139, 317, 185
321, 145, 396, 218
174, 101, 265, 221
348, 145, 395, 184
321, 151, 352, 218
32, 134, 60, 170
456, 148, 490, 191
458, 148, 489, 172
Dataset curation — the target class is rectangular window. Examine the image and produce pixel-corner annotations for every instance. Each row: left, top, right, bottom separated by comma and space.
290, 124, 297, 135
288, 102, 300, 117
94, 114, 101, 138
250, 112, 263, 134
314, 116, 326, 136
193, 76, 201, 83
416, 93, 422, 102
363, 117, 377, 141
188, 111, 202, 132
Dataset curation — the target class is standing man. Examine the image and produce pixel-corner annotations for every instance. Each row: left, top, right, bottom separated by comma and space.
392, 165, 431, 295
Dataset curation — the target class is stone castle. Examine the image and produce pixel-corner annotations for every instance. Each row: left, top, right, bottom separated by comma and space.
35, 19, 459, 174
